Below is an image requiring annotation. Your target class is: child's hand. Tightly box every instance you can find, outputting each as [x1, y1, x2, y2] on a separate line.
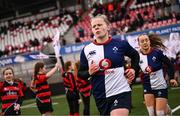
[170, 79, 178, 87]
[55, 63, 61, 68]
[14, 103, 20, 111]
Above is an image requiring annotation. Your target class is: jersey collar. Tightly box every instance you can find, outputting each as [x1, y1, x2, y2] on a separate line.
[93, 37, 112, 45]
[140, 48, 153, 55]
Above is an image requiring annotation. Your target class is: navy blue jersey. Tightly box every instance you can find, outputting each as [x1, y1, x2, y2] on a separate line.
[139, 48, 174, 90]
[78, 37, 140, 99]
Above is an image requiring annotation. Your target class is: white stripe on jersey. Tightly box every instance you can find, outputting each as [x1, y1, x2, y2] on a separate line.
[139, 53, 148, 72]
[84, 43, 131, 98]
[150, 69, 167, 90]
[84, 43, 104, 67]
[105, 67, 131, 97]
[139, 53, 167, 90]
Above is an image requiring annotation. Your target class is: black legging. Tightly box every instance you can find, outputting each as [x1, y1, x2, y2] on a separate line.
[66, 91, 79, 115]
[81, 94, 90, 116]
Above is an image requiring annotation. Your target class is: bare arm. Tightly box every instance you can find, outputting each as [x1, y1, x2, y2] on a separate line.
[46, 63, 60, 78]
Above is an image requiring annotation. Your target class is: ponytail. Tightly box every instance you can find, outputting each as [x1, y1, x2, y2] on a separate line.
[148, 33, 167, 50]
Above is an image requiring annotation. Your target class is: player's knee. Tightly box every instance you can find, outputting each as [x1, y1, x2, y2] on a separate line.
[147, 106, 155, 116]
[156, 110, 164, 116]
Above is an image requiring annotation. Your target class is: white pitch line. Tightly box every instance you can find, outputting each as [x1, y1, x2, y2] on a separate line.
[21, 102, 58, 109]
[171, 87, 180, 90]
[21, 103, 36, 109]
[172, 105, 180, 113]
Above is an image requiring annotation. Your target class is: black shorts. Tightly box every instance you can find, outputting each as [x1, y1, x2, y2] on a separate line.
[95, 91, 131, 115]
[3, 104, 21, 115]
[144, 88, 168, 99]
[36, 98, 53, 114]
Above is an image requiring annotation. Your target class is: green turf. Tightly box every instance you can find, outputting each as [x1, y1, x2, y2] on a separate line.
[3, 85, 180, 115]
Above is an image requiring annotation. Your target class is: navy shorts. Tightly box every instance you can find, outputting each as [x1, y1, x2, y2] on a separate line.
[95, 91, 131, 115]
[36, 98, 53, 114]
[144, 88, 168, 98]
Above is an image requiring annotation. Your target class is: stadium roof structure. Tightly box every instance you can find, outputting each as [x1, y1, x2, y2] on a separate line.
[0, 0, 57, 21]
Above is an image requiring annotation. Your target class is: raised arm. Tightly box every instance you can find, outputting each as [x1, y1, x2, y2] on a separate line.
[46, 63, 60, 78]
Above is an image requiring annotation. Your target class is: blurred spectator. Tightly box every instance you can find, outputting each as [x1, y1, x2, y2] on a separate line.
[78, 27, 85, 38]
[75, 37, 81, 43]
[175, 51, 180, 81]
[71, 11, 79, 25]
[108, 3, 114, 12]
[34, 38, 40, 46]
[109, 28, 119, 36]
[171, 0, 180, 15]
[92, 1, 104, 16]
[137, 13, 144, 27]
[60, 36, 67, 46]
[0, 50, 3, 57]
[176, 52, 180, 66]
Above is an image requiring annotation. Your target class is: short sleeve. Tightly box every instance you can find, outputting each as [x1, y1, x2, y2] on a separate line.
[18, 83, 24, 97]
[37, 74, 47, 83]
[0, 82, 3, 93]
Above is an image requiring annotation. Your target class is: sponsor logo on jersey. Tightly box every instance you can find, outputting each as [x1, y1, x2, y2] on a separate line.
[139, 60, 143, 64]
[99, 58, 112, 70]
[89, 50, 96, 56]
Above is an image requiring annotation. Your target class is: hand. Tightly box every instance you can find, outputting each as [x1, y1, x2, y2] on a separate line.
[62, 72, 67, 77]
[127, 78, 133, 84]
[55, 63, 61, 68]
[88, 60, 99, 75]
[145, 66, 152, 74]
[14, 104, 20, 111]
[125, 69, 135, 84]
[170, 79, 178, 87]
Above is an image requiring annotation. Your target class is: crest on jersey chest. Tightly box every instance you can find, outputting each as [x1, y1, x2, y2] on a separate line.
[112, 46, 118, 53]
[152, 56, 156, 62]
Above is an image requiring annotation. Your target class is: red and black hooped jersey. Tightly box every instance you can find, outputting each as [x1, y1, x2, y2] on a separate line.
[62, 72, 78, 92]
[14, 79, 27, 93]
[34, 74, 51, 103]
[0, 81, 24, 114]
[77, 78, 91, 97]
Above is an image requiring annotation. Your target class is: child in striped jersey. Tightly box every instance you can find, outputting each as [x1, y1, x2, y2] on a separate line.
[0, 67, 25, 116]
[74, 61, 92, 116]
[62, 61, 80, 116]
[31, 62, 60, 116]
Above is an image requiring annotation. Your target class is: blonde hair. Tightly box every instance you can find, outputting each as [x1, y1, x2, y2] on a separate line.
[91, 14, 110, 25]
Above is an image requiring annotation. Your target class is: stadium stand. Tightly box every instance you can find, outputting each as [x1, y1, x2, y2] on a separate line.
[0, 13, 73, 57]
[0, 0, 179, 95]
[73, 0, 180, 42]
